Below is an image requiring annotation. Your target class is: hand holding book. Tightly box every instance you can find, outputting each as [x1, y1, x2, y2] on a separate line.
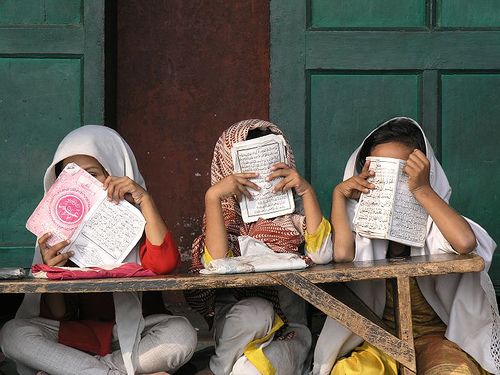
[38, 233, 73, 267]
[353, 156, 429, 248]
[404, 149, 432, 195]
[267, 162, 313, 197]
[207, 172, 260, 202]
[231, 134, 295, 223]
[27, 163, 146, 267]
[334, 160, 375, 201]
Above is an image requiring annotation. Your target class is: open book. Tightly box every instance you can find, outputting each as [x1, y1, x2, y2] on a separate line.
[26, 163, 146, 267]
[231, 134, 295, 223]
[353, 156, 428, 247]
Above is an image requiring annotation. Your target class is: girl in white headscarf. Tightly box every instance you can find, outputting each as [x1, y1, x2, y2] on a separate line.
[1, 125, 197, 375]
[313, 117, 498, 374]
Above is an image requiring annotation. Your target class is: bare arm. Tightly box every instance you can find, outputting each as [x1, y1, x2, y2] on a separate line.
[331, 189, 355, 262]
[406, 150, 476, 253]
[104, 176, 167, 245]
[38, 233, 74, 319]
[204, 173, 259, 259]
[331, 162, 375, 262]
[138, 194, 167, 245]
[269, 162, 322, 233]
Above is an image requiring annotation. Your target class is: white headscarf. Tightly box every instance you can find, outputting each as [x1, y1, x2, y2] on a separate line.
[313, 117, 499, 374]
[17, 125, 145, 375]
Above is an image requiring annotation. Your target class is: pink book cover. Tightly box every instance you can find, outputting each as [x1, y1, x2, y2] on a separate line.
[26, 163, 106, 246]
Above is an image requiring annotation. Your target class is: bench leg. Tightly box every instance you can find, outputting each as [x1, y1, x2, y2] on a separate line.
[272, 273, 416, 372]
[393, 276, 416, 375]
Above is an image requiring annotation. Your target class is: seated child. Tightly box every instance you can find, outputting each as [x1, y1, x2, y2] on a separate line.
[1, 125, 197, 375]
[186, 119, 332, 375]
[313, 117, 498, 374]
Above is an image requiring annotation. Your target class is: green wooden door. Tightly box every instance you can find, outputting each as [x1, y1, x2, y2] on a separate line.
[0, 0, 104, 267]
[271, 1, 500, 290]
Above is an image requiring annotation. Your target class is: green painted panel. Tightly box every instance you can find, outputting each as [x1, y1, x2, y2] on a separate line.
[437, 0, 500, 28]
[306, 31, 500, 70]
[309, 73, 420, 216]
[0, 58, 81, 262]
[0, 247, 34, 268]
[0, 0, 81, 25]
[270, 0, 307, 174]
[441, 73, 500, 248]
[310, 0, 426, 28]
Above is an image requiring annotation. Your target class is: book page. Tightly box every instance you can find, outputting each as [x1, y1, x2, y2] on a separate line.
[231, 134, 295, 223]
[26, 163, 107, 246]
[353, 157, 400, 237]
[27, 163, 146, 267]
[388, 164, 428, 247]
[64, 198, 145, 267]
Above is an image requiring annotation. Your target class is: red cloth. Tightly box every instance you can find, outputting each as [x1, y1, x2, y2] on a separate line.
[139, 231, 180, 275]
[58, 320, 114, 356]
[32, 232, 180, 279]
[32, 262, 156, 279]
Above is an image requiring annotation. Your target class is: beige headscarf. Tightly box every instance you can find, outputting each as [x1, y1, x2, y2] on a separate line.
[313, 117, 499, 374]
[17, 125, 145, 375]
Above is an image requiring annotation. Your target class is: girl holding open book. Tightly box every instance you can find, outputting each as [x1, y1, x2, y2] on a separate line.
[186, 119, 333, 374]
[1, 125, 196, 375]
[313, 117, 498, 374]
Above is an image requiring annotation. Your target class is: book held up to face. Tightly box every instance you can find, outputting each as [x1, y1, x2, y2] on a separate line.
[353, 156, 429, 248]
[26, 163, 145, 267]
[231, 134, 295, 223]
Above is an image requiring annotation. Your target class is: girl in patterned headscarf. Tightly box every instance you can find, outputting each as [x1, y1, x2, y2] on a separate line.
[188, 119, 332, 375]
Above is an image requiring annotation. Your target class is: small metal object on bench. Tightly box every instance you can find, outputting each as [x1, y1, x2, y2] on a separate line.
[0, 268, 26, 279]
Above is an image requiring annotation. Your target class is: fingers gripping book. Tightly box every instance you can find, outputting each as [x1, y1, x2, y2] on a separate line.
[353, 156, 428, 248]
[231, 134, 295, 223]
[26, 163, 146, 267]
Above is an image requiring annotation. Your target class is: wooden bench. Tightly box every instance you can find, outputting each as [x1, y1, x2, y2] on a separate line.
[0, 253, 484, 374]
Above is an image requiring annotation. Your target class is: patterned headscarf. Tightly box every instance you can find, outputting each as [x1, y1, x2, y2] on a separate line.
[186, 119, 306, 325]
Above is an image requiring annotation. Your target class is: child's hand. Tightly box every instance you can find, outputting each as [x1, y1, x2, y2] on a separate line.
[267, 162, 311, 196]
[404, 149, 431, 194]
[38, 233, 74, 267]
[206, 173, 260, 201]
[103, 176, 149, 205]
[334, 160, 375, 200]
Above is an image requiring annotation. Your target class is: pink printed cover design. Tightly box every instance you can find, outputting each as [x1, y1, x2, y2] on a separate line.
[26, 163, 106, 246]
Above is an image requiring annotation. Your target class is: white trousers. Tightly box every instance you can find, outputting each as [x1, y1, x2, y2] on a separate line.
[209, 296, 312, 375]
[1, 314, 197, 375]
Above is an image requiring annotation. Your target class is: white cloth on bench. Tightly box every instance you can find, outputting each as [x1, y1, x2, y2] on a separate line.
[201, 236, 308, 274]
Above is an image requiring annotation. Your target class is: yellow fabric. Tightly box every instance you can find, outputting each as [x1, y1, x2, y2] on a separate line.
[243, 314, 284, 375]
[383, 277, 446, 339]
[304, 217, 331, 253]
[331, 342, 397, 375]
[202, 246, 233, 265]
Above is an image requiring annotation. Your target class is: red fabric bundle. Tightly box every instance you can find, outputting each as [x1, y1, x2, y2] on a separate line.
[59, 320, 114, 356]
[32, 262, 156, 280]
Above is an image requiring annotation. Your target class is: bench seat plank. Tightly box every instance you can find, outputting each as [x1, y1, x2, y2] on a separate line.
[0, 254, 483, 294]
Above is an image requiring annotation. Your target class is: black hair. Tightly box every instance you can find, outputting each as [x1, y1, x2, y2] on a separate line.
[356, 118, 426, 172]
[55, 161, 63, 177]
[246, 127, 274, 140]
